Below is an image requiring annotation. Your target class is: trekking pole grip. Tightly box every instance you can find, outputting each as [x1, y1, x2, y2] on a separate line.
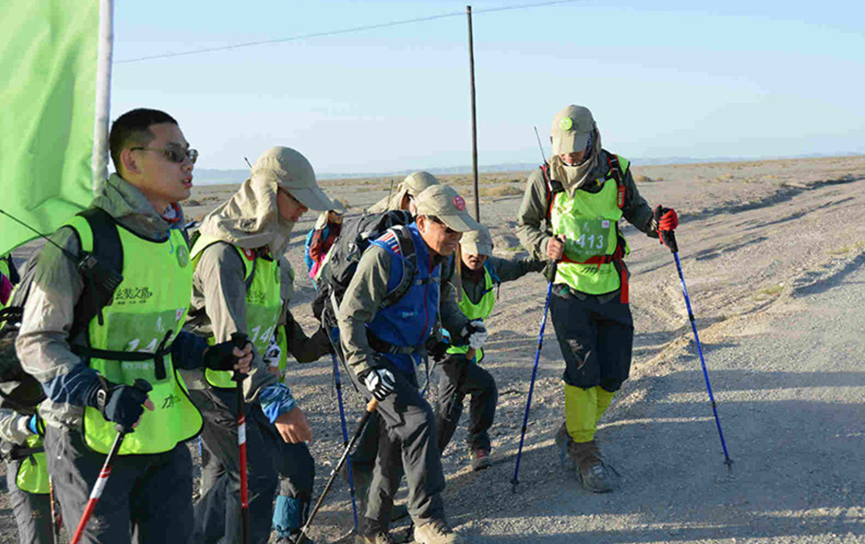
[113, 378, 153, 434]
[366, 398, 379, 413]
[653, 206, 679, 254]
[230, 332, 249, 382]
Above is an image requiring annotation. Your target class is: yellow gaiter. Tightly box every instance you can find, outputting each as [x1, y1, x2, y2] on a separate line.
[565, 385, 616, 442]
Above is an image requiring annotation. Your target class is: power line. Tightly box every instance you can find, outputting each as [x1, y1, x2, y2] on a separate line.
[115, 0, 587, 64]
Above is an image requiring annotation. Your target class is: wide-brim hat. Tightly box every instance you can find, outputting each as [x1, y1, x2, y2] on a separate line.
[252, 146, 335, 211]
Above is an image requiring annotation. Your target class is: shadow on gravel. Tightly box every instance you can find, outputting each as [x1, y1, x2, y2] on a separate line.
[793, 251, 865, 297]
[437, 363, 865, 542]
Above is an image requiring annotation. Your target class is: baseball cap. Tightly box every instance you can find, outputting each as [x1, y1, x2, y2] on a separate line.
[551, 105, 596, 155]
[402, 171, 440, 197]
[461, 225, 493, 256]
[252, 146, 335, 211]
[414, 185, 481, 233]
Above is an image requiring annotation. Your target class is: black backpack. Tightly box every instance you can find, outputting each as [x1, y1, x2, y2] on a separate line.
[0, 208, 124, 414]
[312, 210, 419, 328]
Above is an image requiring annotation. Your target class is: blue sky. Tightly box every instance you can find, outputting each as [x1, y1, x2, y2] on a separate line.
[111, 0, 865, 174]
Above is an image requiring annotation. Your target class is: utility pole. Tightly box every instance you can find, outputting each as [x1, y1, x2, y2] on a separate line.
[466, 5, 480, 221]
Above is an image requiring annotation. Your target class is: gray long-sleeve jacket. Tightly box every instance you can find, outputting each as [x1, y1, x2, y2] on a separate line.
[0, 409, 32, 447]
[337, 244, 470, 377]
[180, 244, 329, 402]
[516, 150, 655, 262]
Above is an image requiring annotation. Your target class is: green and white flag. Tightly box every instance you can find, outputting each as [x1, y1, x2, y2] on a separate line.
[0, 0, 113, 257]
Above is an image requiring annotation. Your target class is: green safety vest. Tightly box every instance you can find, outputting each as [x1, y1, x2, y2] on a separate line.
[15, 434, 48, 494]
[550, 157, 630, 295]
[190, 235, 282, 389]
[68, 216, 203, 455]
[447, 265, 496, 363]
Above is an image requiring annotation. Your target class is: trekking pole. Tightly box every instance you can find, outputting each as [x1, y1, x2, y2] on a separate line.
[70, 379, 152, 544]
[330, 350, 359, 529]
[655, 209, 733, 469]
[230, 332, 251, 544]
[49, 477, 61, 544]
[296, 397, 380, 544]
[511, 261, 557, 493]
[511, 128, 558, 493]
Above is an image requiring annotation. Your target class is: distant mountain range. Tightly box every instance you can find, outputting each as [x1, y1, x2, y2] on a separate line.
[191, 152, 863, 185]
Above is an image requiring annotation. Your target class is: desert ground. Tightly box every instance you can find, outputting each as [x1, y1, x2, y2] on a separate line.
[2, 155, 864, 543]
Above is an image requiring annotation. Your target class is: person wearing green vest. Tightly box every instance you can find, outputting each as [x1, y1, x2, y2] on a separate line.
[516, 104, 679, 493]
[1, 409, 51, 544]
[182, 146, 334, 544]
[15, 109, 252, 544]
[436, 225, 544, 471]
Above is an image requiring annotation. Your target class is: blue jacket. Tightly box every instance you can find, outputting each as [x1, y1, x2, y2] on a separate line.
[367, 223, 440, 374]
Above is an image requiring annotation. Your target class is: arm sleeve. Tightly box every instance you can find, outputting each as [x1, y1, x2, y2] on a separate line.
[308, 228, 327, 262]
[489, 255, 544, 283]
[283, 311, 331, 364]
[16, 227, 100, 406]
[336, 245, 392, 377]
[194, 245, 278, 402]
[516, 169, 555, 260]
[619, 166, 654, 233]
[170, 331, 209, 370]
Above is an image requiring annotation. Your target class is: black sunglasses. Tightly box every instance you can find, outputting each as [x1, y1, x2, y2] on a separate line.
[131, 146, 198, 164]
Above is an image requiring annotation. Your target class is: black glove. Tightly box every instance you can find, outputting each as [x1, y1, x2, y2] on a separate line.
[427, 340, 449, 363]
[203, 339, 248, 371]
[87, 377, 152, 430]
[359, 367, 396, 402]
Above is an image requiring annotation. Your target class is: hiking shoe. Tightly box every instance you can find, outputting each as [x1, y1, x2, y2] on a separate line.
[413, 519, 463, 544]
[569, 440, 616, 494]
[354, 532, 397, 544]
[468, 448, 492, 471]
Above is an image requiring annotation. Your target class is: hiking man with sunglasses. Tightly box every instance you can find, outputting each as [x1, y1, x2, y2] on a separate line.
[16, 108, 252, 544]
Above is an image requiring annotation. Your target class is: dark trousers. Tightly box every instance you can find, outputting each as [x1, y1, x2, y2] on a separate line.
[5, 459, 53, 544]
[190, 387, 314, 544]
[434, 353, 498, 452]
[44, 426, 193, 544]
[348, 360, 446, 535]
[550, 292, 634, 392]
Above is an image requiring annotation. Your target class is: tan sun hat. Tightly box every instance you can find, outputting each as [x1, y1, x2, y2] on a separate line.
[461, 225, 493, 256]
[551, 105, 596, 155]
[252, 146, 334, 211]
[402, 171, 440, 197]
[414, 185, 481, 233]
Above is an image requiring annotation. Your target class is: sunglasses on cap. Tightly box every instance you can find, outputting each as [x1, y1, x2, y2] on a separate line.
[131, 145, 198, 164]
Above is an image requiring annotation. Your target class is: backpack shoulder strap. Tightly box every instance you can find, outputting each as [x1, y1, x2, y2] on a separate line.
[69, 208, 124, 339]
[381, 225, 418, 308]
[540, 164, 564, 221]
[605, 152, 627, 210]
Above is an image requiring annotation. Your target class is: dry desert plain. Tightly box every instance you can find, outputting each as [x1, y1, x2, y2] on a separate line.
[2, 155, 865, 543]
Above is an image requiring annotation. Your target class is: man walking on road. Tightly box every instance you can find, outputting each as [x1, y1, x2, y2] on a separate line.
[16, 108, 251, 543]
[517, 104, 678, 493]
[339, 185, 485, 544]
[183, 146, 334, 544]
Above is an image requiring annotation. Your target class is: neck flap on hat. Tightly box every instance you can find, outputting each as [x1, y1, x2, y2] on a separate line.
[198, 172, 296, 257]
[549, 127, 602, 197]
